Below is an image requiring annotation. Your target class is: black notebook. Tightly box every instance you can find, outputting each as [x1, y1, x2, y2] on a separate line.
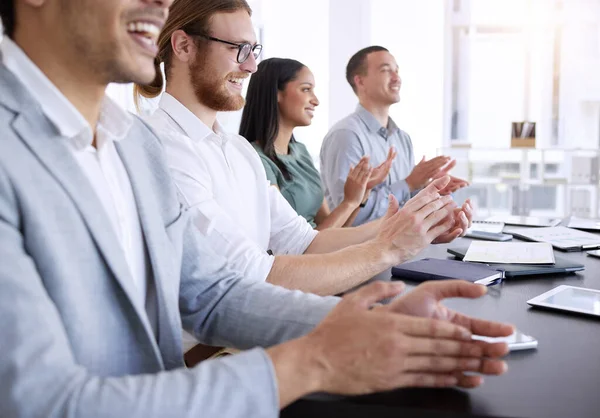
[447, 245, 584, 277]
[391, 258, 503, 286]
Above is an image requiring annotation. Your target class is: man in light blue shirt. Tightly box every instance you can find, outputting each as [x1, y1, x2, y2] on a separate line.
[321, 46, 469, 225]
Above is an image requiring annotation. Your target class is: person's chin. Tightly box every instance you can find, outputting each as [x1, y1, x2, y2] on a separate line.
[120, 55, 158, 85]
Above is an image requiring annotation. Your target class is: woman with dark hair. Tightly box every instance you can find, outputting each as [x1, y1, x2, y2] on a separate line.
[240, 58, 394, 229]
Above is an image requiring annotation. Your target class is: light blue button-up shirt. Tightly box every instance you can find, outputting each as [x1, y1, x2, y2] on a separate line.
[320, 104, 417, 225]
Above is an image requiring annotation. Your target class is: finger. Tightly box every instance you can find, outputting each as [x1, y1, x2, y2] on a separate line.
[462, 202, 474, 225]
[418, 195, 454, 223]
[357, 156, 370, 168]
[464, 358, 508, 376]
[383, 194, 400, 220]
[420, 280, 488, 301]
[441, 159, 457, 172]
[471, 340, 511, 358]
[423, 156, 451, 171]
[403, 355, 484, 374]
[404, 356, 509, 376]
[454, 210, 468, 232]
[403, 187, 447, 213]
[397, 316, 472, 341]
[432, 227, 462, 243]
[426, 176, 451, 193]
[450, 312, 515, 338]
[344, 281, 406, 310]
[427, 214, 456, 240]
[362, 167, 373, 183]
[406, 337, 485, 357]
[396, 373, 458, 388]
[455, 373, 484, 388]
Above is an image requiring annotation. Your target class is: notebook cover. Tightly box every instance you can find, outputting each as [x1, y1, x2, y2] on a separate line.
[391, 258, 503, 283]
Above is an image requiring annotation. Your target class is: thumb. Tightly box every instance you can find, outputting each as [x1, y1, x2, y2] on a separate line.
[427, 175, 451, 192]
[345, 281, 406, 310]
[384, 194, 400, 220]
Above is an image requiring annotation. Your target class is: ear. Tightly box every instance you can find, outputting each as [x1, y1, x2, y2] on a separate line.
[171, 30, 196, 63]
[353, 74, 364, 91]
[277, 89, 282, 104]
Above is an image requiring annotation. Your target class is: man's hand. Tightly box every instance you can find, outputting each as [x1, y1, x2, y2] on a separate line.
[432, 199, 473, 244]
[366, 147, 397, 190]
[381, 280, 514, 388]
[343, 156, 373, 207]
[438, 175, 469, 196]
[405, 155, 451, 191]
[293, 281, 512, 396]
[375, 176, 457, 265]
[430, 159, 469, 195]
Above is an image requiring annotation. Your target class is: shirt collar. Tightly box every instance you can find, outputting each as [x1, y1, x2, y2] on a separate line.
[355, 103, 400, 138]
[158, 92, 227, 144]
[0, 37, 132, 150]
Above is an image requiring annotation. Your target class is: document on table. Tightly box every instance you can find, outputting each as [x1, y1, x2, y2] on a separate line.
[506, 226, 600, 251]
[464, 241, 555, 264]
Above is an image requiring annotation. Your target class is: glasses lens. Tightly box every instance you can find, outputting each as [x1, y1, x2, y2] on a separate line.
[252, 44, 263, 60]
[238, 44, 252, 63]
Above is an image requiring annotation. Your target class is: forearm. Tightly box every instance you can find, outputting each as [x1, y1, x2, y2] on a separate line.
[316, 200, 358, 231]
[344, 205, 361, 227]
[267, 240, 393, 296]
[305, 218, 382, 254]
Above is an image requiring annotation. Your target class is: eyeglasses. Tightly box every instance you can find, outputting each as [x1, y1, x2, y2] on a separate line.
[188, 32, 263, 64]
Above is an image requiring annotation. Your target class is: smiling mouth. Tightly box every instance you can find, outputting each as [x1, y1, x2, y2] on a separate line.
[127, 21, 161, 47]
[305, 108, 315, 116]
[228, 76, 247, 88]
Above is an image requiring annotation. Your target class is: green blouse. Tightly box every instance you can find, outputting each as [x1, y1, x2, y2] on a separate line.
[253, 142, 324, 228]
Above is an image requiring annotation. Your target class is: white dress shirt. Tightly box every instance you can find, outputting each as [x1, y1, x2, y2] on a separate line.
[0, 38, 157, 335]
[146, 93, 318, 281]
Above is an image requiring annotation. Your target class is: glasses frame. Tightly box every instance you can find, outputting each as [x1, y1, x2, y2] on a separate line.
[188, 32, 263, 64]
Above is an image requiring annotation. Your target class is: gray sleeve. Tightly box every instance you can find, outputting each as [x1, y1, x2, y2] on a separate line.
[320, 128, 364, 208]
[178, 210, 339, 349]
[321, 129, 411, 225]
[0, 164, 337, 418]
[383, 131, 417, 208]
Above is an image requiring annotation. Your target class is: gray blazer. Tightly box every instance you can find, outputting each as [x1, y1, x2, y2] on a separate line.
[0, 64, 338, 418]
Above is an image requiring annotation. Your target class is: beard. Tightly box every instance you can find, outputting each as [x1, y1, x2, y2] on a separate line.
[189, 51, 246, 112]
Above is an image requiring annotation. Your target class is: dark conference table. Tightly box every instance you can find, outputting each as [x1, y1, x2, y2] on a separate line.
[282, 236, 600, 418]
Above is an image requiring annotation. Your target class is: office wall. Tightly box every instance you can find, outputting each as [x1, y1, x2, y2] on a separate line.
[256, 0, 446, 161]
[370, 0, 446, 160]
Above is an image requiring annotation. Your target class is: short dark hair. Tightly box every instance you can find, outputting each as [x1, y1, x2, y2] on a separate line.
[0, 0, 15, 38]
[239, 58, 306, 181]
[346, 45, 389, 94]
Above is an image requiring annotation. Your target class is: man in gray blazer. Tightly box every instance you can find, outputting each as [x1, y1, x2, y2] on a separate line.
[0, 0, 513, 416]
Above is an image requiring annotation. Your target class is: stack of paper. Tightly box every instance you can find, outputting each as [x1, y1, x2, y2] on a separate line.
[464, 241, 555, 265]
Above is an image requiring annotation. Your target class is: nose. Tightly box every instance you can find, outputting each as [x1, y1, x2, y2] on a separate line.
[144, 0, 173, 8]
[240, 52, 258, 74]
[311, 94, 320, 107]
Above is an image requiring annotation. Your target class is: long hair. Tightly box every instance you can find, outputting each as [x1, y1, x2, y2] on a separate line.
[133, 0, 251, 109]
[239, 58, 306, 181]
[0, 0, 15, 37]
